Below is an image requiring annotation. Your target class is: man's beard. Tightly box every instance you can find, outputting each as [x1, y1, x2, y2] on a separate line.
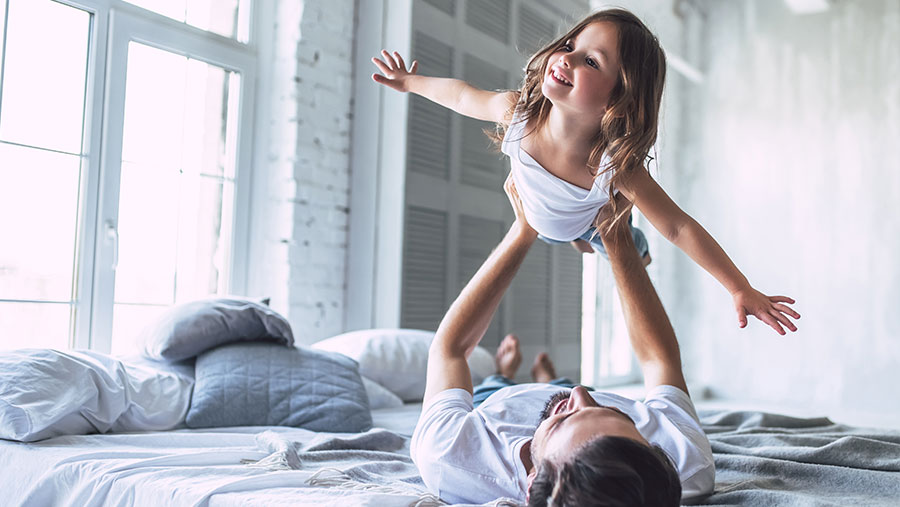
[538, 390, 571, 424]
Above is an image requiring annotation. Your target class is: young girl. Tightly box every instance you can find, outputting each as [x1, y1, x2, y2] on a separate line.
[372, 8, 800, 335]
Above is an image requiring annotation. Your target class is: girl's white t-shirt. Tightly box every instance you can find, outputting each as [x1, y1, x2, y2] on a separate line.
[410, 383, 715, 505]
[501, 108, 614, 241]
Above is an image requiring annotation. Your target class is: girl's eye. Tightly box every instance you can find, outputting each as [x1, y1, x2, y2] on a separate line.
[586, 57, 598, 69]
[563, 43, 573, 52]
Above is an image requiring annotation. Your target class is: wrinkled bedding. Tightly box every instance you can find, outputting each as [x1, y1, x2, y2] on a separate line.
[2, 402, 899, 506]
[695, 410, 900, 506]
[0, 406, 440, 507]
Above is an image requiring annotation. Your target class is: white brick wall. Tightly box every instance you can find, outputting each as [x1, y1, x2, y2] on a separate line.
[249, 0, 356, 345]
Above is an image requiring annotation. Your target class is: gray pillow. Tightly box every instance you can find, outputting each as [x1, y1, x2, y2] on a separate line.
[141, 297, 293, 362]
[185, 343, 372, 432]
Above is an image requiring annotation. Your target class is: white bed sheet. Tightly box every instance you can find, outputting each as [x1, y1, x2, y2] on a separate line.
[0, 404, 431, 507]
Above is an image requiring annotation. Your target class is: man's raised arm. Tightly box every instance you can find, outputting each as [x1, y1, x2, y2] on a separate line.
[600, 204, 689, 395]
[423, 178, 537, 404]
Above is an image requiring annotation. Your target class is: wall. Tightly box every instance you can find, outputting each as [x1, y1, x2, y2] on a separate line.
[671, 0, 900, 427]
[248, 0, 356, 345]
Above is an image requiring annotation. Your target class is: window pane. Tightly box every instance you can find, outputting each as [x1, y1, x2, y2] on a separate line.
[121, 43, 237, 178]
[0, 0, 90, 154]
[174, 176, 233, 300]
[0, 302, 71, 350]
[183, 58, 235, 179]
[113, 43, 239, 349]
[605, 286, 634, 377]
[124, 0, 250, 42]
[120, 43, 187, 170]
[114, 161, 179, 305]
[0, 0, 7, 86]
[0, 144, 81, 301]
[110, 303, 167, 356]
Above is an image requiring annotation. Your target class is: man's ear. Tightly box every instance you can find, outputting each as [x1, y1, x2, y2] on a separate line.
[525, 467, 537, 502]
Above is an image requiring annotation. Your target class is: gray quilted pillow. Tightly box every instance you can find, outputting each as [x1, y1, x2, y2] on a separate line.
[185, 343, 372, 432]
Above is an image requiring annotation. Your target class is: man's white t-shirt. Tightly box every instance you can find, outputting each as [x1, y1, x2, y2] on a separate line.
[410, 384, 715, 505]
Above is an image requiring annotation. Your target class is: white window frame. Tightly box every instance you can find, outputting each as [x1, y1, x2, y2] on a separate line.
[23, 0, 257, 352]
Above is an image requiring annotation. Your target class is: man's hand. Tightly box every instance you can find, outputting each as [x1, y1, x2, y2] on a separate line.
[504, 174, 537, 239]
[594, 194, 634, 248]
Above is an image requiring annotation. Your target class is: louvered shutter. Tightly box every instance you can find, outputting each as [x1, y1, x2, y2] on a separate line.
[552, 246, 583, 381]
[458, 215, 506, 349]
[460, 54, 508, 191]
[396, 0, 588, 382]
[517, 4, 559, 57]
[401, 206, 448, 330]
[465, 0, 511, 44]
[422, 0, 455, 17]
[408, 32, 453, 180]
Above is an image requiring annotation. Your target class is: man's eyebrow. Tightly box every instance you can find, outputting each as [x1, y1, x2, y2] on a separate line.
[549, 411, 577, 436]
[605, 406, 635, 424]
[551, 407, 634, 438]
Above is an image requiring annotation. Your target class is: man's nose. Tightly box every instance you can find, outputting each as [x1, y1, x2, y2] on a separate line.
[570, 386, 594, 407]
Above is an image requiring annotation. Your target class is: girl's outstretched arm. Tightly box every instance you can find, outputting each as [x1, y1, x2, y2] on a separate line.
[619, 169, 801, 335]
[371, 49, 518, 123]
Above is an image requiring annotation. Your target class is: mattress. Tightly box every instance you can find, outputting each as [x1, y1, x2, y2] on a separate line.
[0, 404, 432, 507]
[3, 404, 899, 506]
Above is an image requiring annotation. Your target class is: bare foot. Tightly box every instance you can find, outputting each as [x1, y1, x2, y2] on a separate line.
[531, 352, 558, 383]
[495, 334, 522, 379]
[570, 239, 594, 254]
[642, 253, 652, 267]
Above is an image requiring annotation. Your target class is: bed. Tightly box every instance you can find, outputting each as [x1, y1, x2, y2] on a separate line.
[2, 300, 898, 506]
[2, 402, 899, 506]
[0, 404, 434, 507]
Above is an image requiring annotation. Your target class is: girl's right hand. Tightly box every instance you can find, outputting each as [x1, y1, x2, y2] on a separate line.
[371, 50, 419, 93]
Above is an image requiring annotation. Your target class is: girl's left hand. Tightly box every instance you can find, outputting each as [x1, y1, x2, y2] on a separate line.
[732, 288, 800, 335]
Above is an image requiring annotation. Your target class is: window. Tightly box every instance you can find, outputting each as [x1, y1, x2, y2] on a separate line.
[0, 0, 255, 354]
[110, 42, 241, 354]
[581, 213, 651, 387]
[124, 0, 251, 42]
[0, 0, 91, 350]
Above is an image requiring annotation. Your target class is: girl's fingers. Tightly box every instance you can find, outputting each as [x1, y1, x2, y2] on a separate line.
[770, 310, 797, 332]
[772, 303, 800, 319]
[410, 60, 419, 74]
[381, 50, 396, 70]
[394, 51, 406, 70]
[371, 57, 391, 75]
[737, 307, 748, 328]
[760, 313, 785, 335]
[769, 296, 795, 304]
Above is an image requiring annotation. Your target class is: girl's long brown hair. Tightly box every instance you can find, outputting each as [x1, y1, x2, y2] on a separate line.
[488, 8, 666, 233]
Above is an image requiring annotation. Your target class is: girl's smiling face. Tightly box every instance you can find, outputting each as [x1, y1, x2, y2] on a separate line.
[541, 21, 622, 114]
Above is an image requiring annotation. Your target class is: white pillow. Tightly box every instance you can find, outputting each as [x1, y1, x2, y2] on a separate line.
[362, 377, 404, 410]
[311, 329, 496, 401]
[0, 349, 192, 442]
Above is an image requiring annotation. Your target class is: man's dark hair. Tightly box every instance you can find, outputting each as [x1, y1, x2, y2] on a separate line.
[527, 436, 681, 507]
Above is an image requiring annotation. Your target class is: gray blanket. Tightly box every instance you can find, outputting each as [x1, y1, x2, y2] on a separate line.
[259, 410, 900, 506]
[695, 410, 900, 506]
[234, 410, 900, 506]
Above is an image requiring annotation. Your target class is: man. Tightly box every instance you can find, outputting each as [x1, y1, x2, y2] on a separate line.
[410, 178, 716, 506]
